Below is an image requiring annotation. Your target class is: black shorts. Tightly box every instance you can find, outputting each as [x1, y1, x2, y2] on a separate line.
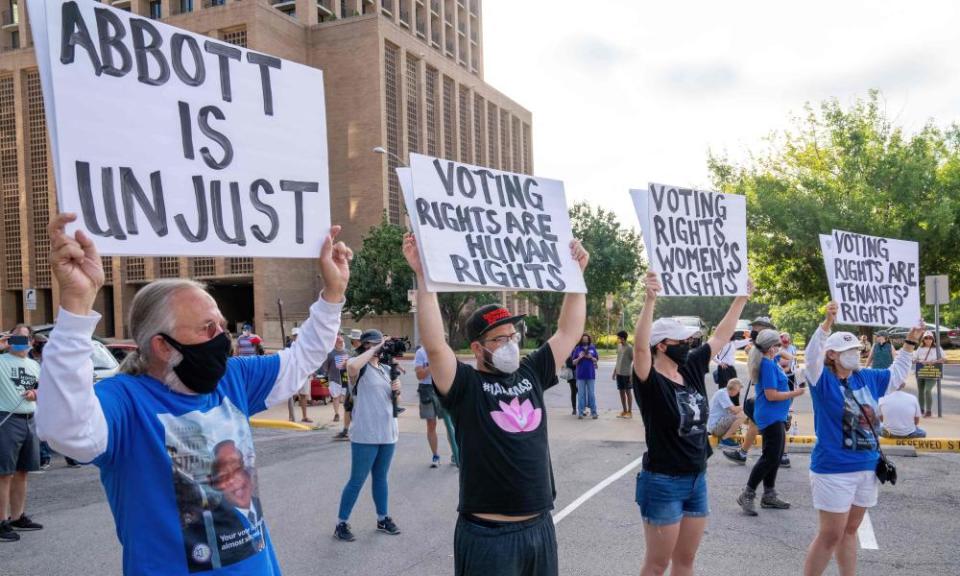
[743, 398, 755, 423]
[616, 375, 632, 391]
[0, 413, 40, 475]
[455, 512, 557, 576]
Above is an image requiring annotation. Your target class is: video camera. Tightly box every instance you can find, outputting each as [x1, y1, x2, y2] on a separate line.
[377, 337, 410, 417]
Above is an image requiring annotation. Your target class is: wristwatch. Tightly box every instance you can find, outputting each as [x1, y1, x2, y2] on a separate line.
[904, 339, 918, 348]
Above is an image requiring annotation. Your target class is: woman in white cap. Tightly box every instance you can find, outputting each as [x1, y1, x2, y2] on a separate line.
[802, 302, 922, 576]
[737, 329, 805, 515]
[913, 331, 945, 418]
[632, 271, 752, 576]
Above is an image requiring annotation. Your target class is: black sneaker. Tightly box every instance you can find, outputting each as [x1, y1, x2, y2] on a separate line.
[377, 516, 401, 535]
[0, 521, 20, 542]
[761, 492, 792, 509]
[723, 448, 748, 465]
[780, 455, 792, 468]
[9, 515, 42, 531]
[333, 522, 355, 542]
[334, 430, 349, 441]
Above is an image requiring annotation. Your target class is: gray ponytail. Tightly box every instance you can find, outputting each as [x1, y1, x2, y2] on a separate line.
[120, 279, 206, 375]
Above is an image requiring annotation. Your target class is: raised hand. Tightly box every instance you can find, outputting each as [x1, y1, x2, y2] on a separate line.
[643, 271, 661, 301]
[824, 301, 838, 330]
[905, 322, 926, 348]
[319, 225, 352, 302]
[570, 239, 590, 272]
[402, 233, 424, 276]
[48, 213, 104, 316]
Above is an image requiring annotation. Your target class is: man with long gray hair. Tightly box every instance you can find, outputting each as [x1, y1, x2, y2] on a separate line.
[36, 213, 352, 576]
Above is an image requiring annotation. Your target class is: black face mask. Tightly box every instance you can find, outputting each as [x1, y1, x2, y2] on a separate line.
[750, 329, 760, 342]
[160, 332, 231, 394]
[664, 342, 690, 365]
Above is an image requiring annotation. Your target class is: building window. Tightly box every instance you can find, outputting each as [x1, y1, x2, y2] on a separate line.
[178, 0, 193, 14]
[405, 55, 421, 155]
[228, 257, 253, 275]
[381, 0, 393, 15]
[149, 1, 161, 19]
[158, 257, 180, 278]
[473, 94, 485, 166]
[204, 0, 226, 7]
[425, 67, 439, 156]
[512, 116, 522, 174]
[442, 76, 455, 160]
[458, 85, 471, 163]
[191, 257, 216, 278]
[102, 256, 114, 284]
[221, 26, 247, 48]
[26, 72, 51, 288]
[486, 102, 498, 170]
[0, 75, 21, 290]
[522, 122, 531, 174]
[10, 31, 18, 50]
[125, 257, 146, 283]
[500, 111, 509, 171]
[384, 42, 402, 224]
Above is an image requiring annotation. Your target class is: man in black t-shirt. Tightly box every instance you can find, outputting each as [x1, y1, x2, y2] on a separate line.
[403, 233, 590, 576]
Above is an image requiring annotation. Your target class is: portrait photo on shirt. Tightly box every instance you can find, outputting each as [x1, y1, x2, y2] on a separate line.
[841, 386, 880, 451]
[158, 398, 266, 573]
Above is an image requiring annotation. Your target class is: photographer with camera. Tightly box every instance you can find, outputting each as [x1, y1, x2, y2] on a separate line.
[333, 329, 402, 542]
[801, 302, 921, 576]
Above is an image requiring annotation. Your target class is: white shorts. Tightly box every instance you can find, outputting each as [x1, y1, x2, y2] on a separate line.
[809, 470, 879, 513]
[328, 381, 344, 398]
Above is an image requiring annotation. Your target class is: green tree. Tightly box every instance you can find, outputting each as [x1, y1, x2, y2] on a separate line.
[439, 291, 499, 348]
[524, 202, 644, 335]
[709, 91, 960, 309]
[769, 299, 823, 346]
[344, 219, 413, 320]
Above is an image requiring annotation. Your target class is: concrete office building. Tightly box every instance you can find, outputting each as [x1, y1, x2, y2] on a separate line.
[0, 0, 533, 343]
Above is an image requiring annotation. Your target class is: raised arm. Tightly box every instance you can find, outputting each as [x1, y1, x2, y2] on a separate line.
[547, 240, 590, 370]
[36, 213, 108, 463]
[266, 226, 351, 407]
[706, 280, 752, 356]
[888, 324, 923, 390]
[346, 342, 381, 382]
[632, 271, 660, 382]
[804, 301, 837, 386]
[403, 234, 457, 395]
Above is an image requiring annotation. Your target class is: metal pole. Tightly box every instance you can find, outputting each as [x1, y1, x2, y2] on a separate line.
[278, 298, 294, 422]
[934, 283, 943, 418]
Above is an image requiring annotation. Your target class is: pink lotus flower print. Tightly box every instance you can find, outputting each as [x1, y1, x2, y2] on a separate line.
[490, 398, 542, 433]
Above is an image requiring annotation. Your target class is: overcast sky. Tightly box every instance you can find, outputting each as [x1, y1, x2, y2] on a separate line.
[482, 0, 960, 230]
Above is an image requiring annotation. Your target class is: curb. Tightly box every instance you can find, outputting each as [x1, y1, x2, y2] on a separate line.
[249, 418, 316, 431]
[711, 434, 960, 453]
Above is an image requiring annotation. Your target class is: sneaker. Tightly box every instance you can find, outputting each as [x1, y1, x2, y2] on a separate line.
[719, 438, 739, 448]
[591, 413, 599, 420]
[570, 409, 577, 416]
[334, 430, 349, 441]
[737, 490, 758, 516]
[333, 522, 355, 542]
[616, 411, 627, 419]
[624, 411, 633, 419]
[780, 455, 792, 468]
[761, 492, 792, 510]
[39, 462, 51, 471]
[577, 413, 584, 420]
[430, 454, 440, 469]
[722, 448, 747, 465]
[377, 516, 401, 535]
[0, 520, 20, 542]
[9, 515, 42, 531]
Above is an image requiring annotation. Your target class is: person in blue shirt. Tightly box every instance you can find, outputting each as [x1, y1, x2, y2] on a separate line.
[737, 329, 805, 515]
[571, 334, 599, 419]
[801, 302, 921, 576]
[36, 213, 353, 576]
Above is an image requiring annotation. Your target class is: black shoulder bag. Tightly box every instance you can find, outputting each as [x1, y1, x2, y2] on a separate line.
[843, 380, 897, 485]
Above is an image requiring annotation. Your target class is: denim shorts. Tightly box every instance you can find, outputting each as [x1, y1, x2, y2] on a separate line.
[635, 470, 709, 526]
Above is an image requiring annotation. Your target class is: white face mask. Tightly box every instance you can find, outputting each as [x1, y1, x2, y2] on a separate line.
[485, 341, 521, 374]
[838, 349, 861, 371]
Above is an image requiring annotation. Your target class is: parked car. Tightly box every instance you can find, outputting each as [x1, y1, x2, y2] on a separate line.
[669, 316, 708, 346]
[884, 323, 958, 349]
[106, 342, 138, 364]
[30, 324, 120, 381]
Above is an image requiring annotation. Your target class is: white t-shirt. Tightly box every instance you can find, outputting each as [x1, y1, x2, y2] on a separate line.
[879, 390, 920, 436]
[706, 387, 735, 430]
[714, 339, 749, 366]
[914, 346, 945, 364]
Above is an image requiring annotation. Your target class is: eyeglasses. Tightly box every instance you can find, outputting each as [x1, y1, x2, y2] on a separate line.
[483, 332, 521, 346]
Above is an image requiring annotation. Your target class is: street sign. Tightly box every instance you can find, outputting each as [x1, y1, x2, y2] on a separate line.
[925, 275, 950, 306]
[25, 289, 36, 311]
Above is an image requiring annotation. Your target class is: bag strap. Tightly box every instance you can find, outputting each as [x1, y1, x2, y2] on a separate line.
[840, 378, 886, 457]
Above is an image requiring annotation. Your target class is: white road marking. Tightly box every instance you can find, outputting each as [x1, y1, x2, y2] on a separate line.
[858, 511, 879, 550]
[553, 456, 643, 525]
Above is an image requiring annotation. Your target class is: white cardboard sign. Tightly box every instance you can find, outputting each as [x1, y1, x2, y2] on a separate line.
[401, 154, 586, 293]
[28, 0, 330, 257]
[631, 183, 748, 297]
[820, 230, 921, 328]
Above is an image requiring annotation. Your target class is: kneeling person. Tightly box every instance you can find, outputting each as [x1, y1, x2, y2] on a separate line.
[707, 378, 746, 448]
